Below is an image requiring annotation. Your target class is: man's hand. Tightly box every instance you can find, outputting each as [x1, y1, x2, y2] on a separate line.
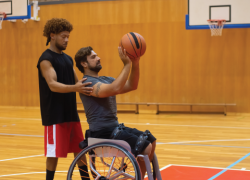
[75, 78, 93, 96]
[118, 47, 132, 65]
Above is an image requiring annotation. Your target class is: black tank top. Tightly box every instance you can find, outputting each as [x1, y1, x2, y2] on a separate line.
[37, 49, 80, 126]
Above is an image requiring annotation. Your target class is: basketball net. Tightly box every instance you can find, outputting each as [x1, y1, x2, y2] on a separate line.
[0, 12, 6, 30]
[207, 19, 226, 36]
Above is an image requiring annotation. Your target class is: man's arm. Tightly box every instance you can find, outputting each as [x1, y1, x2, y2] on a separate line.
[40, 60, 93, 94]
[89, 47, 132, 98]
[73, 68, 78, 83]
[119, 58, 140, 94]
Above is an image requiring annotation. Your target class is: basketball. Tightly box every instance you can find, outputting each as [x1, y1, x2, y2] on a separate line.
[119, 32, 146, 60]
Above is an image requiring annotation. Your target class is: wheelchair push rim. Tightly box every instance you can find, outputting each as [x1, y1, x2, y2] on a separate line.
[67, 142, 142, 180]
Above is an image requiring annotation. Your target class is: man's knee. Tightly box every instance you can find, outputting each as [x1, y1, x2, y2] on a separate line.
[142, 143, 152, 156]
[46, 157, 58, 171]
[137, 143, 152, 161]
[47, 157, 58, 163]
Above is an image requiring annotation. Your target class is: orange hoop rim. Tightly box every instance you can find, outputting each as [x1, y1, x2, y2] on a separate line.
[0, 12, 7, 19]
[208, 19, 226, 26]
[208, 19, 226, 23]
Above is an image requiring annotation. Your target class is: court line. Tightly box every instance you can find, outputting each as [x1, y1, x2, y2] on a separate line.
[1, 163, 249, 178]
[0, 171, 68, 178]
[208, 152, 250, 180]
[1, 117, 250, 130]
[0, 133, 43, 137]
[159, 164, 172, 171]
[0, 117, 41, 120]
[0, 154, 44, 162]
[0, 170, 110, 178]
[169, 139, 250, 144]
[2, 132, 250, 148]
[167, 143, 250, 149]
[168, 164, 250, 171]
[125, 123, 250, 130]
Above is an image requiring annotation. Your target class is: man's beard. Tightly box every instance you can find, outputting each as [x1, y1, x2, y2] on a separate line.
[89, 64, 102, 73]
[55, 41, 66, 51]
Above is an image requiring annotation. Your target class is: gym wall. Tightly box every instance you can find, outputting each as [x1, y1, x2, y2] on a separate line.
[0, 0, 249, 113]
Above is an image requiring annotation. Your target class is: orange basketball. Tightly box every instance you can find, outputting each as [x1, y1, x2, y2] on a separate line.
[119, 32, 146, 60]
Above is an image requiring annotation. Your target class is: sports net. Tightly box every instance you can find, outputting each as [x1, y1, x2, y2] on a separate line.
[207, 19, 226, 36]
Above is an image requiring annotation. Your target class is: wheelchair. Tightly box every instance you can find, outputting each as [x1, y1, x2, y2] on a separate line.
[67, 138, 162, 180]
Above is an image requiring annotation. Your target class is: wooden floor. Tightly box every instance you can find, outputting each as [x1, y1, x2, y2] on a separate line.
[0, 106, 250, 179]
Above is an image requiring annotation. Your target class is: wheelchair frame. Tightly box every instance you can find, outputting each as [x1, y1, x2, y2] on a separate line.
[67, 138, 162, 180]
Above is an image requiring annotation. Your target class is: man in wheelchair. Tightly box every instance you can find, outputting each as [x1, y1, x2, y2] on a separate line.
[74, 46, 157, 178]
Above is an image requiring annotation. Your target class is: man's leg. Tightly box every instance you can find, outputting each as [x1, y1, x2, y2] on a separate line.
[148, 140, 156, 161]
[137, 143, 152, 178]
[45, 124, 59, 180]
[46, 157, 58, 180]
[121, 127, 157, 178]
[74, 152, 90, 180]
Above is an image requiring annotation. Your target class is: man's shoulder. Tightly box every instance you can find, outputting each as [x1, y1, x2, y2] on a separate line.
[39, 49, 53, 61]
[83, 75, 100, 87]
[100, 76, 115, 82]
[82, 75, 115, 86]
[37, 49, 54, 68]
[63, 53, 73, 60]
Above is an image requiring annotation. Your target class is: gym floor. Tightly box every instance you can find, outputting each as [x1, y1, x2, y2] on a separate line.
[0, 106, 250, 180]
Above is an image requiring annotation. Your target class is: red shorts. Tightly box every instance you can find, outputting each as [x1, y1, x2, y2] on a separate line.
[44, 122, 84, 158]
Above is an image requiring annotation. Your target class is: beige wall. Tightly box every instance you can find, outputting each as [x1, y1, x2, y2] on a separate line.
[0, 0, 249, 112]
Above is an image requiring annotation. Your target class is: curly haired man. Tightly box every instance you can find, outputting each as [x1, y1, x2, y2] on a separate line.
[37, 18, 91, 180]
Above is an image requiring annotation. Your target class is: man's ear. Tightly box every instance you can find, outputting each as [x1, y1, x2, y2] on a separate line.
[50, 33, 55, 40]
[81, 61, 88, 68]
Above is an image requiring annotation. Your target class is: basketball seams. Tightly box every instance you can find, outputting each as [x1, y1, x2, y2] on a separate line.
[137, 34, 142, 56]
[120, 40, 125, 52]
[127, 34, 138, 58]
[120, 32, 146, 59]
[121, 40, 136, 59]
[129, 32, 140, 49]
[126, 51, 136, 59]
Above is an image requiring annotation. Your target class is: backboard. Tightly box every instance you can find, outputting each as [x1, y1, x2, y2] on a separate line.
[186, 0, 250, 29]
[0, 0, 31, 20]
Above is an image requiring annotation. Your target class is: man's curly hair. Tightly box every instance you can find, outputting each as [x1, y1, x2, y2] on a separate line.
[43, 18, 73, 45]
[75, 46, 93, 73]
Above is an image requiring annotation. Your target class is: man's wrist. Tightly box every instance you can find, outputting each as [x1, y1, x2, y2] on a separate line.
[132, 60, 139, 65]
[124, 61, 132, 66]
[70, 84, 77, 92]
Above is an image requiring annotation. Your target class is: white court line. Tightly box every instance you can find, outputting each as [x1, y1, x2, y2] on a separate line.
[1, 117, 250, 130]
[0, 133, 43, 137]
[0, 154, 43, 162]
[125, 123, 250, 130]
[168, 164, 250, 171]
[0, 171, 68, 178]
[1, 132, 250, 145]
[165, 139, 250, 144]
[1, 164, 249, 178]
[0, 117, 41, 121]
[160, 164, 172, 171]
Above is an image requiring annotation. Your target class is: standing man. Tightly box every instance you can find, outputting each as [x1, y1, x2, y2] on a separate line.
[74, 46, 157, 178]
[37, 18, 91, 180]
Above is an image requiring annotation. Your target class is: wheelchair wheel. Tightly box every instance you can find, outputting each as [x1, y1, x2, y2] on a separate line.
[67, 142, 142, 180]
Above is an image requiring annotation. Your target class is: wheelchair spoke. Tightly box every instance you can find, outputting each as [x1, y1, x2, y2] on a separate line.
[120, 158, 125, 168]
[109, 170, 136, 180]
[106, 156, 116, 178]
[67, 143, 141, 180]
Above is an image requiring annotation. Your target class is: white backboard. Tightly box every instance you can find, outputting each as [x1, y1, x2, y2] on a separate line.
[186, 0, 250, 29]
[0, 0, 31, 20]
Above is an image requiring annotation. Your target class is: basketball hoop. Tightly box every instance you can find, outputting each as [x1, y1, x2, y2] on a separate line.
[207, 19, 226, 36]
[0, 12, 6, 30]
